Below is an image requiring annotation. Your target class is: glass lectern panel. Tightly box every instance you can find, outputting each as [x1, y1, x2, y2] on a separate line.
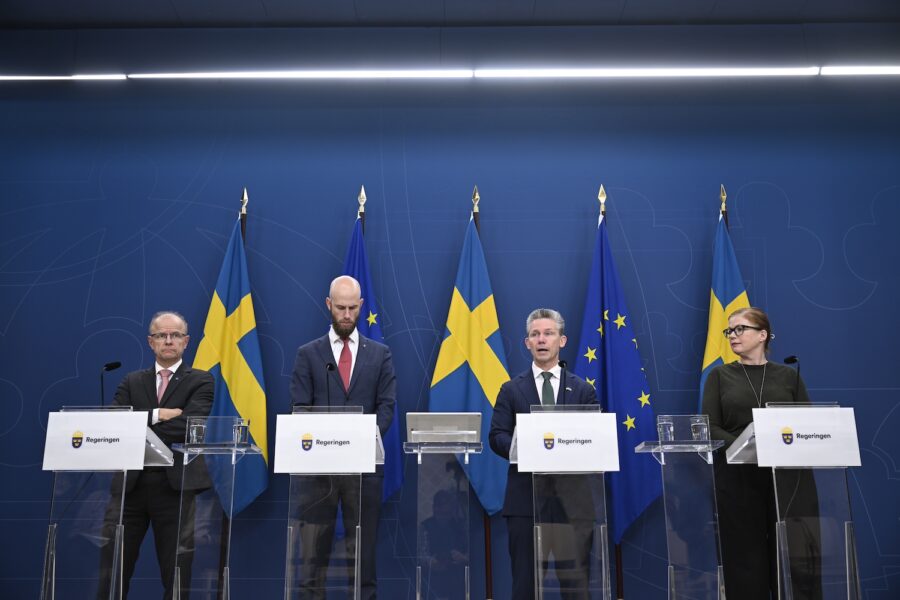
[774, 467, 859, 600]
[533, 473, 608, 600]
[172, 416, 263, 600]
[530, 404, 609, 600]
[636, 415, 725, 600]
[416, 454, 471, 600]
[42, 406, 134, 600]
[284, 405, 365, 600]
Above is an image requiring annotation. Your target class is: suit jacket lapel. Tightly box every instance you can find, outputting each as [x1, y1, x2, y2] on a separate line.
[515, 372, 541, 412]
[347, 336, 368, 397]
[143, 369, 158, 408]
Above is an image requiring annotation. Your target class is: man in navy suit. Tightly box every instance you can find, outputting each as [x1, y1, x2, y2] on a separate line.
[489, 308, 599, 600]
[100, 311, 214, 599]
[290, 275, 396, 600]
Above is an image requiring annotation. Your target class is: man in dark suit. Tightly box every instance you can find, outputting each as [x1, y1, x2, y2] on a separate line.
[489, 308, 599, 600]
[289, 275, 396, 600]
[99, 311, 213, 599]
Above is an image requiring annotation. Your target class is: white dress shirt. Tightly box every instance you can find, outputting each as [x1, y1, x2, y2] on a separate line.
[531, 362, 561, 405]
[152, 358, 182, 424]
[329, 326, 359, 379]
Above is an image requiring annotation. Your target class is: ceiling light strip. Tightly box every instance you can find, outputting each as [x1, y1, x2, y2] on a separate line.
[127, 69, 474, 79]
[821, 65, 900, 76]
[474, 66, 821, 78]
[0, 74, 126, 81]
[4, 65, 900, 82]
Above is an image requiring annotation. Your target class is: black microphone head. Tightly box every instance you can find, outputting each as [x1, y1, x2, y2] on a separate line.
[103, 361, 122, 371]
[558, 360, 567, 370]
[325, 362, 336, 371]
[783, 355, 798, 365]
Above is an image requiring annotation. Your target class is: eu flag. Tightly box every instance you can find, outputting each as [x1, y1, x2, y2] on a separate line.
[430, 219, 510, 515]
[194, 219, 268, 516]
[698, 215, 750, 409]
[573, 216, 661, 544]
[342, 217, 404, 502]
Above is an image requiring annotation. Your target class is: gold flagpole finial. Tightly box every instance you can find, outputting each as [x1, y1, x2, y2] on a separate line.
[240, 187, 249, 215]
[598, 184, 607, 216]
[472, 185, 480, 213]
[358, 185, 367, 215]
[720, 184, 727, 214]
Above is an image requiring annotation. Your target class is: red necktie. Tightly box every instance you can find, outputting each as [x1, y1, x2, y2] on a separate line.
[338, 340, 352, 391]
[158, 369, 172, 405]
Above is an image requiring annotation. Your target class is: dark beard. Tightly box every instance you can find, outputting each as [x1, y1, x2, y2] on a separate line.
[332, 314, 358, 339]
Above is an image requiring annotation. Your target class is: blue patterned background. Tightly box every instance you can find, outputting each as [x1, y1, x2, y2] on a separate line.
[1, 26, 899, 599]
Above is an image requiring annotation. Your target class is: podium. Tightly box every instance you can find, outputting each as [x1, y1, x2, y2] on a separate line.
[275, 406, 384, 600]
[170, 416, 263, 600]
[635, 415, 726, 600]
[727, 404, 862, 600]
[512, 405, 618, 600]
[40, 406, 170, 600]
[403, 412, 482, 600]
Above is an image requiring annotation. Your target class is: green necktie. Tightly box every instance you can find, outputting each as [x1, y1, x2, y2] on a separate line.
[541, 371, 555, 406]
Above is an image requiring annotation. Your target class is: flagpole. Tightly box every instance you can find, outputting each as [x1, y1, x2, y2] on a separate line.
[470, 184, 495, 600]
[599, 185, 626, 600]
[240, 187, 248, 241]
[216, 187, 249, 600]
[358, 185, 367, 234]
[720, 184, 728, 228]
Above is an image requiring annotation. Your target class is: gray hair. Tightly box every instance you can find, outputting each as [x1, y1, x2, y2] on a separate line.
[525, 308, 565, 336]
[149, 311, 188, 334]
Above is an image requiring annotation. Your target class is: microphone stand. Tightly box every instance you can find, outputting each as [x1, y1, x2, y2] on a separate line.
[558, 360, 567, 406]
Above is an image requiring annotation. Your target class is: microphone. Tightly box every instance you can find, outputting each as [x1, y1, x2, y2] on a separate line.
[558, 360, 567, 406]
[325, 362, 336, 408]
[784, 355, 801, 401]
[99, 361, 122, 407]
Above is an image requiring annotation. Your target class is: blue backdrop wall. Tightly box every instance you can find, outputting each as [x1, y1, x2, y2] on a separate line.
[2, 25, 900, 599]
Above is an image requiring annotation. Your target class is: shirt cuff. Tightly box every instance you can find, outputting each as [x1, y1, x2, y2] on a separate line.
[152, 408, 160, 425]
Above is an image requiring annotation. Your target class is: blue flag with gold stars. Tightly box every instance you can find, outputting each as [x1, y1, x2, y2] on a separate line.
[430, 218, 510, 515]
[573, 216, 661, 544]
[343, 217, 404, 502]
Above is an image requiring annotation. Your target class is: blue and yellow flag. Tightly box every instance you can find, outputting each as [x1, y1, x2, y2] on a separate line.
[342, 218, 404, 502]
[194, 219, 268, 516]
[430, 218, 509, 515]
[574, 216, 661, 544]
[698, 215, 750, 409]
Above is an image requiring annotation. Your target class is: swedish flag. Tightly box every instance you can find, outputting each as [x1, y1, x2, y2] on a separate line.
[430, 219, 509, 515]
[698, 215, 750, 408]
[342, 218, 404, 502]
[194, 219, 268, 516]
[573, 216, 661, 544]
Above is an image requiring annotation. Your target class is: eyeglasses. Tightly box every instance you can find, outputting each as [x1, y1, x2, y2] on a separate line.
[722, 325, 763, 338]
[149, 332, 187, 341]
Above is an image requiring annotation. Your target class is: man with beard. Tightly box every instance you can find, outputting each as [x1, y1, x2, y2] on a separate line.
[289, 275, 396, 600]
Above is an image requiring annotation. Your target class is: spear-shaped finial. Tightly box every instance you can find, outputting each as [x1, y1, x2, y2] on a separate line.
[240, 187, 249, 216]
[720, 184, 727, 214]
[598, 184, 607, 216]
[358, 185, 367, 215]
[472, 185, 480, 213]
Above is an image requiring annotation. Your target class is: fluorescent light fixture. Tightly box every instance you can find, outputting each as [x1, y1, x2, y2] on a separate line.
[8, 65, 899, 82]
[820, 65, 900, 76]
[474, 66, 821, 78]
[128, 69, 474, 80]
[0, 74, 126, 81]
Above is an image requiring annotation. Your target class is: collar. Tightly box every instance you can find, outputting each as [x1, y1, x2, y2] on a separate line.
[531, 362, 561, 380]
[155, 359, 182, 375]
[329, 326, 359, 347]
